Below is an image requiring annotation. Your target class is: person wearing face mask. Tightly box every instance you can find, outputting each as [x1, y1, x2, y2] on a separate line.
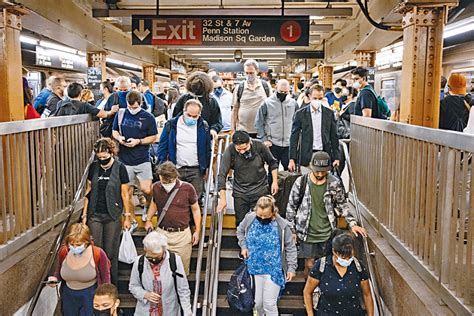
[172, 71, 223, 139]
[143, 161, 201, 275]
[231, 59, 272, 137]
[217, 131, 279, 226]
[211, 75, 233, 134]
[129, 231, 192, 316]
[351, 67, 381, 118]
[112, 90, 158, 233]
[236, 195, 297, 316]
[93, 284, 122, 316]
[48, 223, 111, 316]
[54, 83, 113, 118]
[255, 79, 299, 177]
[288, 84, 340, 173]
[286, 152, 367, 278]
[81, 138, 132, 286]
[303, 233, 374, 316]
[100, 76, 130, 137]
[139, 79, 167, 118]
[158, 99, 212, 205]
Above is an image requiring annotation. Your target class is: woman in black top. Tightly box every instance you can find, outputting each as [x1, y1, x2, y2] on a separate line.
[303, 233, 374, 316]
[82, 138, 131, 285]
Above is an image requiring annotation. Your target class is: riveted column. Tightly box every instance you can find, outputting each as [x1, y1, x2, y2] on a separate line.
[0, 9, 24, 122]
[319, 65, 333, 91]
[86, 51, 107, 81]
[355, 51, 376, 68]
[142, 65, 156, 87]
[399, 5, 447, 128]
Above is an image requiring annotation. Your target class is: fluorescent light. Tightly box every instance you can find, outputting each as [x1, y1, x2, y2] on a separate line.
[107, 58, 124, 65]
[197, 57, 286, 60]
[444, 17, 474, 39]
[190, 52, 287, 56]
[20, 35, 38, 45]
[191, 53, 234, 56]
[444, 23, 474, 38]
[179, 47, 296, 51]
[310, 16, 324, 20]
[39, 40, 78, 55]
[123, 62, 141, 69]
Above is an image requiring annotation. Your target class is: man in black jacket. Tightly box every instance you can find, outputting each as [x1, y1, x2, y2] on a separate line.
[55, 83, 114, 118]
[216, 131, 278, 225]
[172, 71, 223, 138]
[288, 84, 340, 172]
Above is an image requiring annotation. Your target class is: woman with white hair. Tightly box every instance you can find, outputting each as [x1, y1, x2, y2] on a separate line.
[129, 231, 192, 316]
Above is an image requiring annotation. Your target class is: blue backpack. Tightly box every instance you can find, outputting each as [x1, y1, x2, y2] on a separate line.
[227, 262, 255, 312]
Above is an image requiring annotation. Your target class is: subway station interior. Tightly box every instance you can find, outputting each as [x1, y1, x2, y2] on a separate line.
[0, 0, 473, 315]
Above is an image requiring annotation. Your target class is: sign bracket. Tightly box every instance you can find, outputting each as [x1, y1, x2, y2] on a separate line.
[156, 0, 159, 16]
[281, 0, 285, 16]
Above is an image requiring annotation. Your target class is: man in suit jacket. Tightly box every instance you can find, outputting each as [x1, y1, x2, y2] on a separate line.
[288, 84, 340, 171]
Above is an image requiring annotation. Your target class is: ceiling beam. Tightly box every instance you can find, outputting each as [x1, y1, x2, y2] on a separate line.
[93, 7, 353, 17]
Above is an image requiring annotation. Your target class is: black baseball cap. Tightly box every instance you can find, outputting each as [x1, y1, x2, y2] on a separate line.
[310, 151, 332, 172]
[232, 130, 250, 145]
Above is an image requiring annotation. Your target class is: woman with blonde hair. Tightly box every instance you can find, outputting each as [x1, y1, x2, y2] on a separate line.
[48, 223, 110, 315]
[80, 88, 96, 106]
[236, 195, 297, 316]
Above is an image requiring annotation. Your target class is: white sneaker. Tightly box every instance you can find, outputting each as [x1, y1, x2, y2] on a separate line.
[130, 220, 138, 233]
[141, 207, 148, 223]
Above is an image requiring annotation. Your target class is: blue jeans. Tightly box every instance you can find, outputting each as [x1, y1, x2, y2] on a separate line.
[60, 283, 96, 316]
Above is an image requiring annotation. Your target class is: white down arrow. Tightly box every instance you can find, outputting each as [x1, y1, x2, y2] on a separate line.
[133, 20, 150, 41]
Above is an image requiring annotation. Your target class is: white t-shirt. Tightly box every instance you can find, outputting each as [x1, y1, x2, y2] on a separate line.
[176, 117, 199, 168]
[311, 106, 323, 150]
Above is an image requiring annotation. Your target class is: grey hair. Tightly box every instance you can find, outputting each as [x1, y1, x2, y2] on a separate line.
[115, 76, 131, 90]
[244, 59, 259, 70]
[143, 231, 168, 253]
[277, 79, 290, 89]
[184, 99, 203, 112]
[50, 77, 65, 89]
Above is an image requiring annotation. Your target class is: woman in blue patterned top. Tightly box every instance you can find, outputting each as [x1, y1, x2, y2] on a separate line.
[236, 195, 298, 316]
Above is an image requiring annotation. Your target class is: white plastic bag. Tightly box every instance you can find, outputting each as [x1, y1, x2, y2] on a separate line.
[118, 229, 138, 264]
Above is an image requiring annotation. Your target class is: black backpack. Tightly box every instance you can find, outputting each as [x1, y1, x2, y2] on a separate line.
[137, 252, 184, 315]
[236, 79, 271, 104]
[99, 93, 120, 137]
[227, 261, 255, 312]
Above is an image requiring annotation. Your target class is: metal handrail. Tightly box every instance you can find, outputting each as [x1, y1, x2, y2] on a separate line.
[26, 150, 96, 316]
[209, 136, 229, 316]
[339, 139, 385, 316]
[0, 114, 94, 135]
[193, 138, 217, 315]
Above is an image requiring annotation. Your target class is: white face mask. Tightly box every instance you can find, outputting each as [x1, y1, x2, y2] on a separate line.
[353, 81, 362, 89]
[247, 74, 257, 83]
[162, 181, 176, 193]
[311, 99, 322, 109]
[128, 106, 141, 115]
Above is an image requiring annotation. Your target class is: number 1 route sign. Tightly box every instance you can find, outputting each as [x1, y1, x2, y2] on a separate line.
[132, 16, 309, 47]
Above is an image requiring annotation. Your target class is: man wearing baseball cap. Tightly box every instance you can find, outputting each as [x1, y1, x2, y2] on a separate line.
[216, 130, 279, 225]
[286, 151, 367, 278]
[439, 73, 470, 131]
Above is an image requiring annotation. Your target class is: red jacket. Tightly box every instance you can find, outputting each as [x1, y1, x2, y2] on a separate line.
[54, 245, 111, 286]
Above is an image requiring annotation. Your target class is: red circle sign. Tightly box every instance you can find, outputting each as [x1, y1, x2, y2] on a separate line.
[280, 21, 302, 43]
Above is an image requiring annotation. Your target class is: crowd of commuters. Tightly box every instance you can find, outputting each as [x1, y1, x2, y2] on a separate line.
[32, 59, 474, 316]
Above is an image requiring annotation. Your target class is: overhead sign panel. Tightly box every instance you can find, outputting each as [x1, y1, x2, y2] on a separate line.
[286, 50, 324, 59]
[132, 16, 309, 47]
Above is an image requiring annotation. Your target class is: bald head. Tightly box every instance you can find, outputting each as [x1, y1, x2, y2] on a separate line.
[276, 79, 290, 93]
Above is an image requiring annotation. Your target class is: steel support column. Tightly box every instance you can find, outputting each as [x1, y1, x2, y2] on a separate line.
[142, 65, 156, 88]
[86, 51, 107, 82]
[319, 65, 333, 91]
[0, 10, 24, 122]
[355, 51, 376, 68]
[399, 5, 448, 128]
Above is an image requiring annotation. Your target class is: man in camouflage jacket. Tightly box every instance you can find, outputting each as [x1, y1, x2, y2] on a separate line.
[286, 151, 367, 278]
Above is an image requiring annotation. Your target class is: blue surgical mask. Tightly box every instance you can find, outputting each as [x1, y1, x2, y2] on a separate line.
[184, 115, 198, 126]
[69, 244, 86, 255]
[336, 255, 354, 267]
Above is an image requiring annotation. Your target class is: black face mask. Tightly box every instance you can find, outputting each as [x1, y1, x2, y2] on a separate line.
[342, 95, 348, 103]
[93, 308, 111, 316]
[276, 92, 287, 102]
[240, 150, 253, 160]
[98, 157, 112, 166]
[256, 216, 272, 225]
[146, 256, 164, 265]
